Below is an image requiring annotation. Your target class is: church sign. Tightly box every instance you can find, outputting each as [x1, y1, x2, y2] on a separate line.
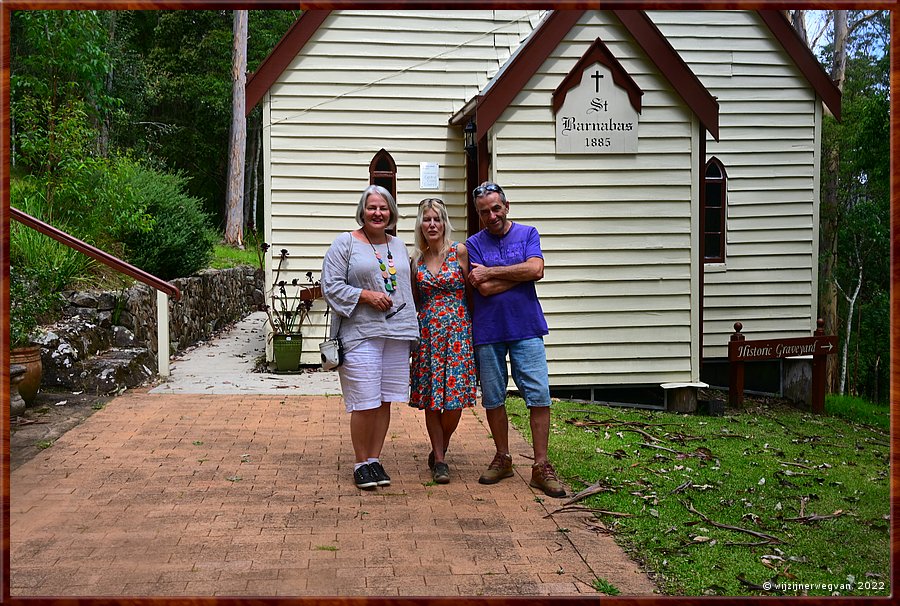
[553, 38, 642, 155]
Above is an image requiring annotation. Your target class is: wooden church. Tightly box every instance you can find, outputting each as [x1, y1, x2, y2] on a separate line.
[246, 9, 840, 406]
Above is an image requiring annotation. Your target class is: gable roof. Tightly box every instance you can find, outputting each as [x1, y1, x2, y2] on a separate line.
[452, 10, 719, 140]
[758, 10, 841, 120]
[552, 36, 644, 115]
[246, 9, 841, 125]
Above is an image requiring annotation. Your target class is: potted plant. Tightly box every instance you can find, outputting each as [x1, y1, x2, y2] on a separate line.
[257, 243, 321, 372]
[9, 266, 55, 405]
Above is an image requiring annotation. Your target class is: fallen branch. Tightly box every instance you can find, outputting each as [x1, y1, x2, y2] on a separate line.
[671, 480, 692, 494]
[639, 442, 681, 455]
[665, 432, 705, 443]
[566, 415, 682, 429]
[621, 427, 663, 443]
[784, 510, 847, 524]
[681, 500, 782, 544]
[778, 461, 813, 469]
[737, 573, 773, 591]
[563, 481, 616, 505]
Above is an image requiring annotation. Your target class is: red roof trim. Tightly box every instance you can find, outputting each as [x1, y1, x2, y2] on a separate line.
[475, 10, 584, 140]
[552, 37, 643, 115]
[612, 10, 719, 141]
[245, 10, 331, 115]
[758, 10, 841, 121]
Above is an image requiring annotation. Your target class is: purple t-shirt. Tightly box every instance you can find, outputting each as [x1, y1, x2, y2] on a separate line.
[465, 222, 549, 346]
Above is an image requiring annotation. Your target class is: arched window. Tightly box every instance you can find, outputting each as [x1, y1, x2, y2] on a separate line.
[704, 157, 727, 263]
[369, 149, 397, 201]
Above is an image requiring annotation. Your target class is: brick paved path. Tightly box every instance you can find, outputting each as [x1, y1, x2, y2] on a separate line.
[10, 389, 657, 596]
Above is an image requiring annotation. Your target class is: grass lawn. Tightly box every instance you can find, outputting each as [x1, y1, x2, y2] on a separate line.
[826, 393, 890, 431]
[506, 396, 890, 597]
[209, 241, 258, 269]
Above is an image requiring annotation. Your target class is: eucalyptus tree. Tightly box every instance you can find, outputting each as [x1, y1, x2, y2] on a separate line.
[789, 10, 889, 400]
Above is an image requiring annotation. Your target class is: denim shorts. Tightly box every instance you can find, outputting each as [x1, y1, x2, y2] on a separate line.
[475, 337, 551, 410]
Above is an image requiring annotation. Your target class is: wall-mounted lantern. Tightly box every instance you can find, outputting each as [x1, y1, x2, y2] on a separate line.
[464, 120, 477, 159]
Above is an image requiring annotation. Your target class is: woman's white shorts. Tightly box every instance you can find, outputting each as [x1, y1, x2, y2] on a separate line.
[338, 337, 412, 413]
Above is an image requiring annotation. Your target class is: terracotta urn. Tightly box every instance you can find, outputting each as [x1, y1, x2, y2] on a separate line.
[9, 344, 42, 406]
[9, 363, 27, 417]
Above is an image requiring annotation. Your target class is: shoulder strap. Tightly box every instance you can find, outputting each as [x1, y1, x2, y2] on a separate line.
[324, 234, 352, 341]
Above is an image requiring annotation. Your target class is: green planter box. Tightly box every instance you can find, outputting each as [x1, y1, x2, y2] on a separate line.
[273, 334, 303, 372]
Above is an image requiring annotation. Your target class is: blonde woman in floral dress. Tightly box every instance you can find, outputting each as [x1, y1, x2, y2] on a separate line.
[410, 198, 477, 484]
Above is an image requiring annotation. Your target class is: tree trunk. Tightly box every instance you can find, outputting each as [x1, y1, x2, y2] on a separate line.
[819, 10, 848, 392]
[252, 126, 260, 234]
[786, 10, 808, 45]
[244, 113, 260, 232]
[224, 9, 248, 247]
[838, 260, 862, 396]
[99, 11, 115, 158]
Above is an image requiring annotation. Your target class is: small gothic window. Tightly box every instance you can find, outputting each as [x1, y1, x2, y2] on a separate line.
[704, 157, 727, 263]
[369, 149, 397, 201]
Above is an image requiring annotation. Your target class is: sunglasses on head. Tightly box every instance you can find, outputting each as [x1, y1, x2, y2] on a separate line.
[472, 183, 503, 198]
[419, 198, 445, 207]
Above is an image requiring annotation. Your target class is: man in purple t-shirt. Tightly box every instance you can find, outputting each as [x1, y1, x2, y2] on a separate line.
[464, 181, 566, 498]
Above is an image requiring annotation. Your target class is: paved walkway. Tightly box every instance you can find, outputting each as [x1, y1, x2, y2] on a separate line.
[10, 315, 657, 597]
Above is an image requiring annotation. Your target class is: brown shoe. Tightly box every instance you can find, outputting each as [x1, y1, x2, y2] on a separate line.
[530, 461, 566, 498]
[478, 452, 513, 484]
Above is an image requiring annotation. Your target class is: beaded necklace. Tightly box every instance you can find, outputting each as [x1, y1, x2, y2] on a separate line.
[362, 229, 397, 293]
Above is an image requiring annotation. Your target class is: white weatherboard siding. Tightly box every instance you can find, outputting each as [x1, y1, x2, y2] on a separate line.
[650, 10, 820, 358]
[490, 12, 698, 386]
[264, 10, 539, 362]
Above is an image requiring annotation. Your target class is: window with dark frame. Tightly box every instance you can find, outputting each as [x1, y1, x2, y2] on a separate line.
[704, 157, 727, 263]
[369, 149, 398, 235]
[369, 149, 397, 200]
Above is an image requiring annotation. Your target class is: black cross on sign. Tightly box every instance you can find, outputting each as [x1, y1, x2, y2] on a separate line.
[591, 70, 604, 93]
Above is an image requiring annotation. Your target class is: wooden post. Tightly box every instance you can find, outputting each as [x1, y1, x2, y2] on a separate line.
[728, 322, 745, 408]
[157, 290, 170, 377]
[811, 318, 826, 414]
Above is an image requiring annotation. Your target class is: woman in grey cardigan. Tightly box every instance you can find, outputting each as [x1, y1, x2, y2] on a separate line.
[321, 185, 419, 490]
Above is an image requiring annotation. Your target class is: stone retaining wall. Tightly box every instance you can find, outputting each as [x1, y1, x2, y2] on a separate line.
[109, 265, 264, 355]
[38, 266, 264, 394]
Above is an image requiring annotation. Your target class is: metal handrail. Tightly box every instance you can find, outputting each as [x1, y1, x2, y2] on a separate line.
[10, 206, 181, 301]
[11, 206, 181, 377]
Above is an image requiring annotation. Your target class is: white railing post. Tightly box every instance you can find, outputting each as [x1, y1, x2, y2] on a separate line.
[157, 290, 170, 376]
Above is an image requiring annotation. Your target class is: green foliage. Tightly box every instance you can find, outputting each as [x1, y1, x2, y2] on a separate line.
[118, 168, 217, 279]
[108, 10, 300, 223]
[818, 11, 889, 402]
[11, 11, 117, 133]
[9, 178, 97, 292]
[508, 397, 890, 597]
[11, 8, 300, 241]
[591, 577, 621, 595]
[9, 265, 64, 348]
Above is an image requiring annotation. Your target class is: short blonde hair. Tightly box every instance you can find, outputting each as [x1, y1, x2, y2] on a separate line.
[413, 198, 453, 263]
[355, 184, 398, 230]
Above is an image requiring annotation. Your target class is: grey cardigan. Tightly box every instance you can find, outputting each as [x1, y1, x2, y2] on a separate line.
[321, 231, 419, 352]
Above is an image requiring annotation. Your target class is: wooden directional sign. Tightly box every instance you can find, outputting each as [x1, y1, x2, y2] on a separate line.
[728, 320, 836, 414]
[729, 335, 838, 361]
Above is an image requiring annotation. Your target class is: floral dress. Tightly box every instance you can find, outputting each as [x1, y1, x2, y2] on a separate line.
[410, 242, 477, 411]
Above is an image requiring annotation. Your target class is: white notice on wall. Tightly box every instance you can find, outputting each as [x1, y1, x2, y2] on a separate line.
[419, 162, 440, 189]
